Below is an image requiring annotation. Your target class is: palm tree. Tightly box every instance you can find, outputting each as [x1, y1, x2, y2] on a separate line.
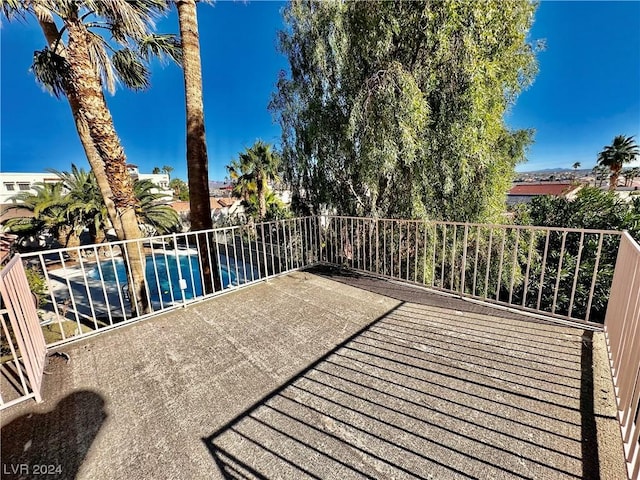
[3, 0, 180, 315]
[629, 167, 640, 187]
[572, 161, 581, 179]
[597, 135, 640, 191]
[227, 158, 257, 202]
[592, 165, 609, 188]
[152, 167, 162, 174]
[169, 178, 189, 200]
[175, 0, 219, 292]
[5, 183, 72, 248]
[161, 165, 174, 180]
[133, 180, 181, 235]
[232, 141, 281, 220]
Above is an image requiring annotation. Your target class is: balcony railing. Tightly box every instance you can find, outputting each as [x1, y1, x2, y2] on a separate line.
[319, 216, 622, 324]
[1, 215, 639, 477]
[603, 232, 640, 479]
[16, 216, 320, 346]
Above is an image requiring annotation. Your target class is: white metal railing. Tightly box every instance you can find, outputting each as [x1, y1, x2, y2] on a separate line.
[604, 232, 640, 480]
[320, 216, 622, 324]
[14, 215, 623, 353]
[0, 256, 47, 410]
[19, 216, 320, 347]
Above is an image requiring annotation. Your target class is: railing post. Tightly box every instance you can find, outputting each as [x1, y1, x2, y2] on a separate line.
[173, 233, 187, 307]
[460, 224, 468, 295]
[261, 222, 269, 279]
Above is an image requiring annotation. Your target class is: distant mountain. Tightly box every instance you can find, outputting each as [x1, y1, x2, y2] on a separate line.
[518, 168, 592, 175]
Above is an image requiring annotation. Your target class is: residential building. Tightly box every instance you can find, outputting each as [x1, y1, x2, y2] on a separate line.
[0, 167, 173, 207]
[0, 172, 61, 205]
[169, 197, 246, 230]
[507, 182, 583, 205]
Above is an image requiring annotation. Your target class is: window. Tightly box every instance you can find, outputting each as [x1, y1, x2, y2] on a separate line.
[4, 183, 15, 191]
[18, 183, 30, 191]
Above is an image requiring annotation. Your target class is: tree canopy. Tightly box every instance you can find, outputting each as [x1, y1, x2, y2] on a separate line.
[271, 0, 539, 221]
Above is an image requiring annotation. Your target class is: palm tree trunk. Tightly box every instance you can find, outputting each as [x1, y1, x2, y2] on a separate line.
[610, 168, 620, 191]
[36, 13, 125, 242]
[258, 175, 267, 220]
[177, 0, 220, 292]
[65, 17, 149, 315]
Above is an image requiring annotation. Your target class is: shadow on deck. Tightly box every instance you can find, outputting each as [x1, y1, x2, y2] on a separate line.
[1, 269, 624, 479]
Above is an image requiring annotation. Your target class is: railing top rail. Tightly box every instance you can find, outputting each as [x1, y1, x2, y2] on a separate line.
[0, 255, 22, 277]
[18, 216, 316, 259]
[322, 215, 623, 236]
[621, 230, 640, 254]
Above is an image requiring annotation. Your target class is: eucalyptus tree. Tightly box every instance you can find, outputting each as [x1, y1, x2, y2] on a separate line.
[175, 0, 219, 291]
[271, 0, 539, 222]
[598, 135, 640, 191]
[2, 0, 180, 314]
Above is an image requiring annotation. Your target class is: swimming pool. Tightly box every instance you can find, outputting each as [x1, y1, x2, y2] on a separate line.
[91, 253, 255, 305]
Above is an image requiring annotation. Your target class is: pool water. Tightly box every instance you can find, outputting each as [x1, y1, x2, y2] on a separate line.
[92, 254, 245, 305]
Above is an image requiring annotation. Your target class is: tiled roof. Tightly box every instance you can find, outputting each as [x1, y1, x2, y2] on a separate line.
[217, 197, 236, 208]
[508, 183, 580, 196]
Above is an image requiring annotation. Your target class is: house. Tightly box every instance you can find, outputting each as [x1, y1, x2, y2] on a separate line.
[169, 197, 246, 229]
[507, 182, 583, 205]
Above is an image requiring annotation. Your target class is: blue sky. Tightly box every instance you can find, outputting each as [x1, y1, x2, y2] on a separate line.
[1, 1, 639, 181]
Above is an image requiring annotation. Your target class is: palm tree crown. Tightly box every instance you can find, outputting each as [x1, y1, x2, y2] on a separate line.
[228, 141, 281, 220]
[597, 135, 639, 190]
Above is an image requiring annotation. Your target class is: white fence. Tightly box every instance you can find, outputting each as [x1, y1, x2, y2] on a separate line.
[320, 216, 622, 324]
[19, 217, 320, 347]
[604, 232, 640, 480]
[0, 256, 47, 410]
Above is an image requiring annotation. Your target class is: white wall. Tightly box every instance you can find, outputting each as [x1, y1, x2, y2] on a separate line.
[0, 173, 61, 204]
[0, 171, 174, 204]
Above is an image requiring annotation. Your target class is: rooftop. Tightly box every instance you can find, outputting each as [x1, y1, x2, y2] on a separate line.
[0, 268, 626, 479]
[508, 183, 581, 197]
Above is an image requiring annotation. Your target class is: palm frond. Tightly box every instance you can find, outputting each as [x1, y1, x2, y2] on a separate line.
[84, 0, 164, 42]
[112, 48, 150, 90]
[31, 47, 69, 98]
[1, 0, 27, 20]
[137, 33, 182, 66]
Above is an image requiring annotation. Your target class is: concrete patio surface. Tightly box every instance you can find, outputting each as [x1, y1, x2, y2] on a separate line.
[0, 268, 626, 479]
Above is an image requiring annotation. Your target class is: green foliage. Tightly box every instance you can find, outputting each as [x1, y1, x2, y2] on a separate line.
[512, 187, 640, 321]
[521, 187, 640, 238]
[243, 191, 291, 222]
[169, 178, 189, 200]
[271, 0, 539, 221]
[4, 166, 181, 244]
[4, 182, 70, 243]
[133, 180, 181, 234]
[227, 141, 282, 220]
[24, 265, 48, 308]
